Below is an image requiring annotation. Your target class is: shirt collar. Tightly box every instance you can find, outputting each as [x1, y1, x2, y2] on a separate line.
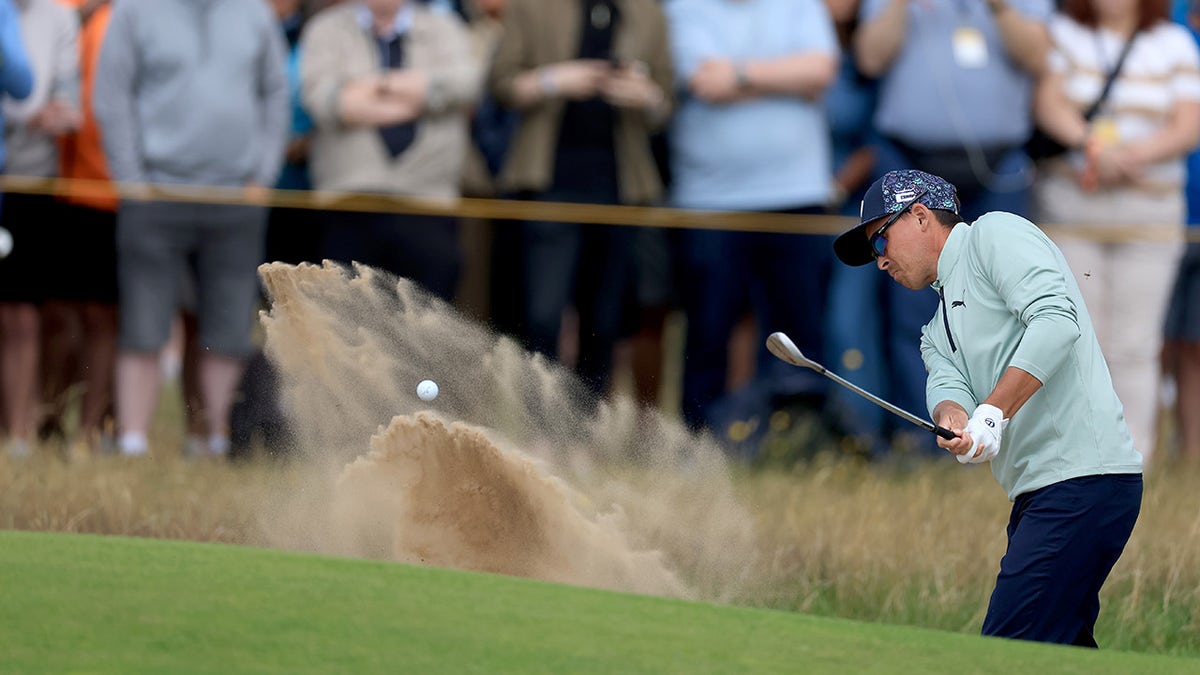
[932, 222, 970, 291]
[356, 2, 415, 40]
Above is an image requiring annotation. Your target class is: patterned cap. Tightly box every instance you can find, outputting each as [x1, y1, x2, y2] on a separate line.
[834, 170, 961, 267]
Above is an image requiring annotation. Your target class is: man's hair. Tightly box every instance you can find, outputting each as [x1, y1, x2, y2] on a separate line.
[930, 208, 960, 227]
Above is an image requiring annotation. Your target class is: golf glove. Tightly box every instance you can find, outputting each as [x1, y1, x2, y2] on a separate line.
[958, 404, 1008, 464]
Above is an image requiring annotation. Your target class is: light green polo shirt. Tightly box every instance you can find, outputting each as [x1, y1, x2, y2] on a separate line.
[920, 212, 1142, 500]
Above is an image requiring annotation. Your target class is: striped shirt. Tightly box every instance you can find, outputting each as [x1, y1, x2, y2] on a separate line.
[1048, 15, 1200, 189]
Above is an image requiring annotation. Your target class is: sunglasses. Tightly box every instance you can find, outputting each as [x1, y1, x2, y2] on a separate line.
[869, 189, 928, 259]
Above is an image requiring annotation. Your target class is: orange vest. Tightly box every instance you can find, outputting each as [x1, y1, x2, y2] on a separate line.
[58, 0, 117, 211]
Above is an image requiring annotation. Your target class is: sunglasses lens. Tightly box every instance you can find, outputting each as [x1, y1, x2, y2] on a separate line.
[871, 232, 887, 257]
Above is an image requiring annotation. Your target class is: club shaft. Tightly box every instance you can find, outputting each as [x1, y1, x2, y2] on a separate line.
[809, 362, 957, 440]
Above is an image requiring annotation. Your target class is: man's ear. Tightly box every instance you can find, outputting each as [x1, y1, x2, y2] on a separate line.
[913, 204, 930, 230]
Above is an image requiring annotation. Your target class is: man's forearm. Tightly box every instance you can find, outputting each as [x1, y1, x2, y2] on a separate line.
[742, 53, 837, 100]
[854, 0, 908, 78]
[982, 366, 1043, 418]
[989, 0, 1049, 75]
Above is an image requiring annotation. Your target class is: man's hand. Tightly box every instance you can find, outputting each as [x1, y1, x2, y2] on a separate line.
[29, 99, 82, 135]
[601, 61, 663, 110]
[958, 403, 1008, 464]
[689, 59, 741, 103]
[243, 181, 271, 206]
[378, 69, 429, 108]
[541, 59, 610, 100]
[338, 75, 421, 127]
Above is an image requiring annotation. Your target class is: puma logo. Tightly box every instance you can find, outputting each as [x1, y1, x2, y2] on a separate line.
[951, 300, 966, 308]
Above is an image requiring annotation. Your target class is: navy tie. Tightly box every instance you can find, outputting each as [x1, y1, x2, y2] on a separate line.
[377, 33, 417, 158]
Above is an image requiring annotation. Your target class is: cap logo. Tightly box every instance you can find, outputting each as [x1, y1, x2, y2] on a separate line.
[893, 188, 918, 204]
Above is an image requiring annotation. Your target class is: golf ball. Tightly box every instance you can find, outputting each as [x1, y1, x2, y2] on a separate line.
[0, 226, 12, 259]
[416, 379, 439, 401]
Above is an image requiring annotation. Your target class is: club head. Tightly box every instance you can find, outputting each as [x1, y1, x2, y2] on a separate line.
[766, 332, 816, 370]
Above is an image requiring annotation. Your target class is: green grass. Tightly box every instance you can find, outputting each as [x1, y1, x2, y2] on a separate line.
[1, 531, 1195, 674]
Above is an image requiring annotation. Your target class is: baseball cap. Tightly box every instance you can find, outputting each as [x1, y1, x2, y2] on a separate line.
[833, 169, 961, 267]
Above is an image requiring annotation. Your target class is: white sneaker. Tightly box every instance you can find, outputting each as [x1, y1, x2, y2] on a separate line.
[118, 432, 149, 457]
[4, 438, 31, 459]
[207, 434, 231, 457]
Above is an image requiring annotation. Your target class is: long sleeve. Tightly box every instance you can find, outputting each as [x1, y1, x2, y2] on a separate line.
[0, 0, 31, 100]
[921, 323, 977, 418]
[299, 14, 349, 129]
[487, 0, 531, 109]
[254, 15, 290, 187]
[423, 13, 482, 115]
[974, 218, 1082, 385]
[92, 4, 143, 184]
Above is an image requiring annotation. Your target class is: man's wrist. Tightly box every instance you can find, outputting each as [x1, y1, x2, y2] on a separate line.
[986, 0, 1009, 14]
[733, 62, 750, 90]
[537, 66, 558, 100]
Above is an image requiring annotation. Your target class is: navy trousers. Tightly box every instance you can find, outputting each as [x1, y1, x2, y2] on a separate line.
[982, 473, 1142, 646]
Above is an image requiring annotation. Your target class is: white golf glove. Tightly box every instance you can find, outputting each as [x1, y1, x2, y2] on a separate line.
[958, 403, 1008, 464]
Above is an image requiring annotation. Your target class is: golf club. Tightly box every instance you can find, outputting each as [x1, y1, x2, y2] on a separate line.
[765, 331, 957, 441]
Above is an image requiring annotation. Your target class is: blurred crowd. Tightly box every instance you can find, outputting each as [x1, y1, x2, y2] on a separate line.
[0, 0, 1199, 467]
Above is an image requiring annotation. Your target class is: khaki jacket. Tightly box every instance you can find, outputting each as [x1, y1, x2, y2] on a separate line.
[489, 0, 673, 205]
[301, 4, 482, 197]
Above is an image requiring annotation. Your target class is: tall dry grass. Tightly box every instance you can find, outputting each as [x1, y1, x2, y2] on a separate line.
[2, 436, 1198, 656]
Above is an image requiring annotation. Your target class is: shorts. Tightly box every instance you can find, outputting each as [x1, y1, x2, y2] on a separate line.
[117, 199, 267, 357]
[0, 192, 54, 304]
[1164, 241, 1200, 341]
[44, 202, 119, 304]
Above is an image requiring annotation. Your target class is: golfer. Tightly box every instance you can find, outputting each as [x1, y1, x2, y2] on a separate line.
[833, 169, 1142, 647]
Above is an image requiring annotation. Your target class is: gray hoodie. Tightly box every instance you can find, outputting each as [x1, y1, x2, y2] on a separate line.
[94, 0, 288, 188]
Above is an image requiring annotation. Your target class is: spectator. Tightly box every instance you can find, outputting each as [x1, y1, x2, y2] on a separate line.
[850, 0, 1052, 455]
[1164, 0, 1200, 463]
[264, 0, 321, 267]
[35, 0, 116, 459]
[93, 0, 289, 458]
[488, 0, 673, 397]
[300, 0, 481, 302]
[822, 0, 890, 456]
[1031, 0, 1200, 459]
[664, 0, 838, 437]
[0, 0, 66, 459]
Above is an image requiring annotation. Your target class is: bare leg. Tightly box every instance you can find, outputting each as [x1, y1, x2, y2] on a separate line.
[79, 302, 118, 436]
[115, 351, 161, 455]
[631, 305, 667, 407]
[0, 302, 41, 445]
[199, 352, 245, 455]
[38, 300, 81, 438]
[1175, 340, 1200, 461]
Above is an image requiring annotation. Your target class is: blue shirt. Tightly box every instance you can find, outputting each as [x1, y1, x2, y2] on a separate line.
[665, 0, 837, 211]
[861, 0, 1053, 148]
[0, 0, 33, 170]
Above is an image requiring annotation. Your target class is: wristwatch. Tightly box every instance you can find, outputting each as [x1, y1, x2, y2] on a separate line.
[734, 63, 750, 90]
